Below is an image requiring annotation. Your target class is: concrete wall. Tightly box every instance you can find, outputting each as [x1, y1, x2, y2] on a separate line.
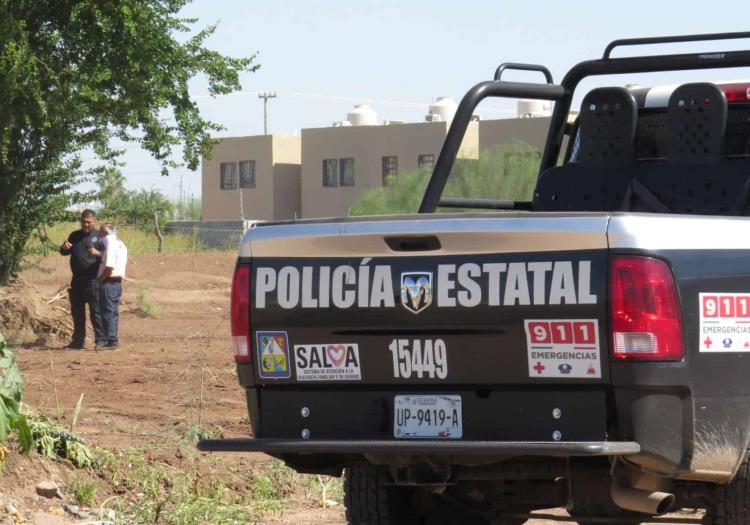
[271, 135, 302, 220]
[273, 164, 301, 220]
[301, 121, 478, 218]
[272, 134, 302, 164]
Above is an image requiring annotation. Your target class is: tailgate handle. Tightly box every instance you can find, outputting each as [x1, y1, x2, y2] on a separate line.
[385, 235, 441, 252]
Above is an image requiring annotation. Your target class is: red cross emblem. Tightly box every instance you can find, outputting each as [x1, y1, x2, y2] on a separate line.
[703, 336, 713, 349]
[533, 362, 546, 374]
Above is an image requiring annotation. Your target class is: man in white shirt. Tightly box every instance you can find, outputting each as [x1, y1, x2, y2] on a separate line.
[92, 224, 128, 350]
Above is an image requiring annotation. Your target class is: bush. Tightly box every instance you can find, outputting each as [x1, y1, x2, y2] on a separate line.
[349, 143, 540, 216]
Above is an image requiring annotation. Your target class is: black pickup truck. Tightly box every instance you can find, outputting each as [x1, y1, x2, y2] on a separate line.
[201, 32, 750, 524]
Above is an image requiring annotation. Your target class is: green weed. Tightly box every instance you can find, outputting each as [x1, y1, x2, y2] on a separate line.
[69, 476, 98, 506]
[135, 283, 163, 319]
[90, 448, 342, 524]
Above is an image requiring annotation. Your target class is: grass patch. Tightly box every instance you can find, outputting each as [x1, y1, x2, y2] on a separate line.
[29, 222, 204, 256]
[69, 475, 98, 506]
[92, 448, 343, 524]
[135, 283, 163, 319]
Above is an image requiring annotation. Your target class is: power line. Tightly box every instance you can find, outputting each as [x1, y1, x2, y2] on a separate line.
[194, 89, 515, 114]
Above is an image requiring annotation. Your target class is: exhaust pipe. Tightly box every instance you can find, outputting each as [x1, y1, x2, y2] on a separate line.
[611, 480, 675, 516]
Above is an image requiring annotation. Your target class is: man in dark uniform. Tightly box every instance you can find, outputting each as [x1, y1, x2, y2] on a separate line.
[59, 209, 105, 349]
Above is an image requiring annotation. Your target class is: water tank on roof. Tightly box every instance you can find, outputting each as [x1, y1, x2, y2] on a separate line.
[517, 99, 552, 118]
[347, 104, 378, 126]
[427, 97, 458, 123]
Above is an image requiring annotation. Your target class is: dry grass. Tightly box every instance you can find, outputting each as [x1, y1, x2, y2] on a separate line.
[32, 222, 204, 256]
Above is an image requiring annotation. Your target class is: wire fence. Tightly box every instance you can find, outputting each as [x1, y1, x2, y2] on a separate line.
[28, 221, 248, 257]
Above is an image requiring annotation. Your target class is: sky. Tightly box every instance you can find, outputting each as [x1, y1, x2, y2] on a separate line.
[104, 0, 750, 200]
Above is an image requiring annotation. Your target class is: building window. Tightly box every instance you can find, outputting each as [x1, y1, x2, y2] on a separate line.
[340, 158, 355, 186]
[418, 154, 434, 169]
[382, 156, 398, 186]
[220, 162, 237, 190]
[239, 160, 256, 188]
[323, 159, 338, 187]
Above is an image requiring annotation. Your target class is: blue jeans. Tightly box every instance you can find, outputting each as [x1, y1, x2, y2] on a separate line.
[99, 280, 122, 345]
[69, 277, 105, 346]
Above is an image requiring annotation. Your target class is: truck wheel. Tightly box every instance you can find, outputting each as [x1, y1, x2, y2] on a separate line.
[344, 465, 417, 525]
[705, 452, 750, 525]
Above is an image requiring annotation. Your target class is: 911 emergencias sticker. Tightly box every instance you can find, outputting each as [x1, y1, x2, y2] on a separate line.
[524, 319, 601, 378]
[699, 293, 750, 352]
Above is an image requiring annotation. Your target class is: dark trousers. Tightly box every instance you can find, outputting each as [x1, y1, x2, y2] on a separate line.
[69, 277, 105, 346]
[100, 280, 122, 345]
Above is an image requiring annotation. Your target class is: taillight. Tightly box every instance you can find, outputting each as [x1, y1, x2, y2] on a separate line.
[231, 266, 251, 362]
[610, 256, 683, 361]
[719, 83, 750, 103]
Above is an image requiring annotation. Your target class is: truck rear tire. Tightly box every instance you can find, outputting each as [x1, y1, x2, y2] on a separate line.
[705, 451, 750, 525]
[344, 465, 417, 525]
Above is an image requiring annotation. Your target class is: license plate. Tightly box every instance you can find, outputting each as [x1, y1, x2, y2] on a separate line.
[394, 395, 462, 439]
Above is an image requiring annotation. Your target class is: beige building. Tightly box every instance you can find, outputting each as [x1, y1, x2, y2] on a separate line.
[301, 121, 478, 218]
[201, 134, 301, 221]
[200, 113, 559, 221]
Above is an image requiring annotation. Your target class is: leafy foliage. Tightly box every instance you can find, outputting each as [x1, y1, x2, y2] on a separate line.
[0, 1, 257, 284]
[97, 168, 175, 229]
[27, 412, 93, 468]
[350, 143, 541, 216]
[0, 332, 32, 452]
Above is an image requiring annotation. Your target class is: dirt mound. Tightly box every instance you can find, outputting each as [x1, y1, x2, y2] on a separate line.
[0, 278, 72, 345]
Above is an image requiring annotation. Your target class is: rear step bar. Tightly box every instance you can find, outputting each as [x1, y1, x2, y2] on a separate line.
[198, 439, 640, 456]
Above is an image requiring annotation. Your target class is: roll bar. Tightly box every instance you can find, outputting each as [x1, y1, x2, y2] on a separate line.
[419, 31, 750, 213]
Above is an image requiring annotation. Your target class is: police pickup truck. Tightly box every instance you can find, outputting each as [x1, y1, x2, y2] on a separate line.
[200, 32, 750, 524]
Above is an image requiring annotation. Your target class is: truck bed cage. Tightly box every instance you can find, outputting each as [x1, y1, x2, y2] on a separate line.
[419, 31, 750, 213]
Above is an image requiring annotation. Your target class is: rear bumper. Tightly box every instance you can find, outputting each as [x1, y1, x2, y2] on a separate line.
[198, 438, 640, 456]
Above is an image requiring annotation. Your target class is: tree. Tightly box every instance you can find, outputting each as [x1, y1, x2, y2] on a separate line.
[349, 143, 541, 216]
[125, 188, 174, 228]
[95, 168, 174, 228]
[0, 1, 257, 284]
[96, 167, 128, 222]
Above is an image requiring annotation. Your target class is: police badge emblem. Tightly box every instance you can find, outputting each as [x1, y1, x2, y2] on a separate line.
[400, 272, 433, 314]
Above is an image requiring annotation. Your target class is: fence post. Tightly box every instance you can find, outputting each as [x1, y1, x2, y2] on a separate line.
[153, 212, 164, 254]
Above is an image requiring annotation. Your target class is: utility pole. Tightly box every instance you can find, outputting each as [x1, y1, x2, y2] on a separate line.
[258, 92, 277, 135]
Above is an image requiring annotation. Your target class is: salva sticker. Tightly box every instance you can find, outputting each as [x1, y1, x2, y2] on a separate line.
[524, 319, 601, 378]
[294, 343, 362, 381]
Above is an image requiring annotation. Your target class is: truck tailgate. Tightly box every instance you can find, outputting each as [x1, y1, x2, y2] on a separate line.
[245, 214, 611, 386]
